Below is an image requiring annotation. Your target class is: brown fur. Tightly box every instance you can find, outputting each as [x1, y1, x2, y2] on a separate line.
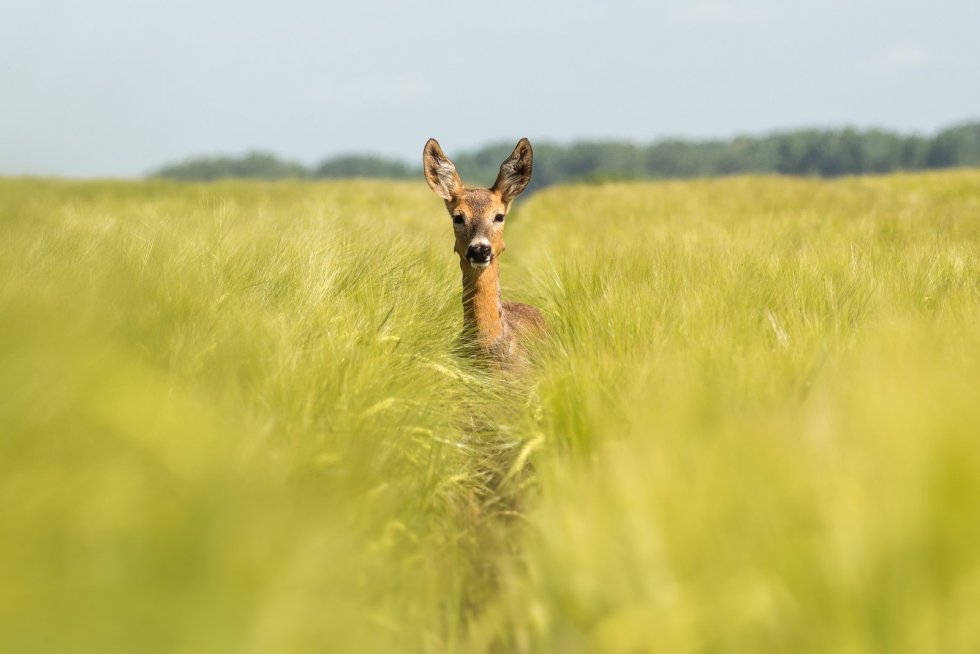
[423, 138, 546, 366]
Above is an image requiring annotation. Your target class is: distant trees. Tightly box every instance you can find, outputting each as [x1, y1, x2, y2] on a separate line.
[152, 152, 308, 181]
[925, 123, 980, 168]
[151, 121, 980, 188]
[313, 155, 414, 179]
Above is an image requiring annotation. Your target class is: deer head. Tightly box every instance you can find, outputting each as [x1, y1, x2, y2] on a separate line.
[423, 138, 533, 271]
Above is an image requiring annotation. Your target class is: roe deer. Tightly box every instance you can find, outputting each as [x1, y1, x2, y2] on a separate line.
[423, 138, 546, 365]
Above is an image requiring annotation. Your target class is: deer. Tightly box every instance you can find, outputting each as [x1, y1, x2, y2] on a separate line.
[423, 138, 546, 367]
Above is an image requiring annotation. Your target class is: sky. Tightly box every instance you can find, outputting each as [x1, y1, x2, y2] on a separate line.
[1, 0, 978, 177]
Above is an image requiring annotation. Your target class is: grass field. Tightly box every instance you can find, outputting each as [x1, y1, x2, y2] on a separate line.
[1, 171, 979, 653]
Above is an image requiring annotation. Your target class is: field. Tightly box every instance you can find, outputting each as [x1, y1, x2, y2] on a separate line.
[2, 171, 979, 653]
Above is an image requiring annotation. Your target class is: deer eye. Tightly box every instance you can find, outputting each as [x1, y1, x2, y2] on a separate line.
[452, 214, 465, 225]
[494, 213, 505, 223]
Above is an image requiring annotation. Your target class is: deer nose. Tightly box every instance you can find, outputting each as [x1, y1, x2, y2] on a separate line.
[467, 242, 492, 263]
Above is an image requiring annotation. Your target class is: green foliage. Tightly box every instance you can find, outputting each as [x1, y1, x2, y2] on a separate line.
[151, 121, 980, 187]
[314, 154, 415, 179]
[927, 123, 980, 167]
[152, 151, 309, 180]
[1, 173, 979, 652]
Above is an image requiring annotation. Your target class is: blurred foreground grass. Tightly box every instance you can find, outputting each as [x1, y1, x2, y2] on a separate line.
[1, 172, 978, 652]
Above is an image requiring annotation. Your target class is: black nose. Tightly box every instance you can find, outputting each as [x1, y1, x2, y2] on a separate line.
[467, 243, 492, 262]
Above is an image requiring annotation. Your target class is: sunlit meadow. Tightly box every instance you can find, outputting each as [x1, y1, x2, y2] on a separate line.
[1, 171, 978, 652]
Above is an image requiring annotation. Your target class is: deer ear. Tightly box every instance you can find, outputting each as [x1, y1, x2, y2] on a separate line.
[423, 138, 463, 200]
[493, 138, 533, 203]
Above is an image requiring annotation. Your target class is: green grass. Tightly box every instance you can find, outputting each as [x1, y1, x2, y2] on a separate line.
[1, 172, 979, 652]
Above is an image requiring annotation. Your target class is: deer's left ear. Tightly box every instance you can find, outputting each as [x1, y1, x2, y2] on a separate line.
[423, 138, 463, 200]
[493, 138, 533, 203]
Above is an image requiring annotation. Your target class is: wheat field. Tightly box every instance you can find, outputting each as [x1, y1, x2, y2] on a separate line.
[1, 171, 979, 652]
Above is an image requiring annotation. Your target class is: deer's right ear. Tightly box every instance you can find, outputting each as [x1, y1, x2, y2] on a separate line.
[423, 139, 463, 201]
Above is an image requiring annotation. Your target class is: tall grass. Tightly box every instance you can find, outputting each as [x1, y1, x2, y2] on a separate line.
[1, 172, 978, 652]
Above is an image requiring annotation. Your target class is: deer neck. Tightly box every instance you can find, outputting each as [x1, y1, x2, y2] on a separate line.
[461, 258, 506, 350]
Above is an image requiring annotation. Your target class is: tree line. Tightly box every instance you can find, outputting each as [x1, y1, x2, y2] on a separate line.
[152, 121, 980, 191]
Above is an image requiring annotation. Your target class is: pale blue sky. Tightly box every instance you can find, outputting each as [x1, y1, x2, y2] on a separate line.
[1, 0, 978, 176]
